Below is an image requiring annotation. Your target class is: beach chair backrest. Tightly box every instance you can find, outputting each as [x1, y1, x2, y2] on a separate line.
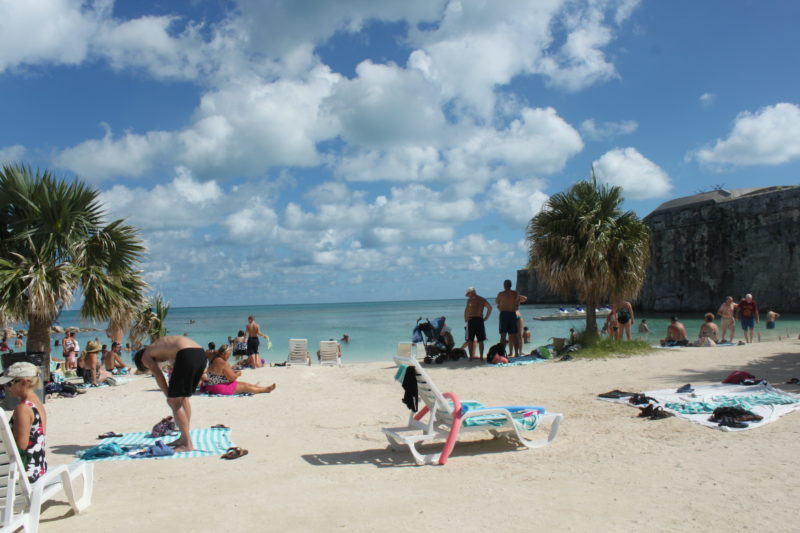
[396, 343, 413, 358]
[318, 341, 340, 366]
[288, 339, 308, 363]
[0, 410, 30, 528]
[395, 356, 454, 419]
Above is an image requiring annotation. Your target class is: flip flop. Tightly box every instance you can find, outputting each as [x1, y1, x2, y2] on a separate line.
[212, 424, 229, 429]
[638, 404, 655, 418]
[786, 377, 800, 385]
[221, 447, 248, 460]
[97, 432, 123, 439]
[649, 406, 674, 420]
[676, 383, 694, 393]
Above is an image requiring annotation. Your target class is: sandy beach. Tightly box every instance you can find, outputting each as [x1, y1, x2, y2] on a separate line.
[35, 339, 800, 533]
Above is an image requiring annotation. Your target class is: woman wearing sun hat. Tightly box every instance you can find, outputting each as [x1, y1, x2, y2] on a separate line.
[78, 340, 113, 387]
[1, 362, 47, 483]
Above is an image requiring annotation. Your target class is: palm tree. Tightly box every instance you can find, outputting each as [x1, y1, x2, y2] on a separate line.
[526, 173, 650, 337]
[129, 294, 171, 348]
[0, 165, 148, 377]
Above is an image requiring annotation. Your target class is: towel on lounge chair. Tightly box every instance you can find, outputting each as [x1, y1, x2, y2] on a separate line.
[598, 382, 800, 431]
[459, 401, 545, 430]
[77, 427, 233, 461]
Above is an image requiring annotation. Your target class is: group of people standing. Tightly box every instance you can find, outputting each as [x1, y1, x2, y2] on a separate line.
[463, 280, 529, 361]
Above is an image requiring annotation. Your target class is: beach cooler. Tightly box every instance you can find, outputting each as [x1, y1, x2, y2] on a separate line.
[2, 351, 46, 408]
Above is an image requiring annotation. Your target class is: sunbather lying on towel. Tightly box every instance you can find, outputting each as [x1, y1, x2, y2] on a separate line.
[200, 345, 276, 396]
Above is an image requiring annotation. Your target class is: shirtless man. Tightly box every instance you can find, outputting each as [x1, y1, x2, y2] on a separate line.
[103, 342, 129, 373]
[717, 296, 737, 343]
[612, 300, 635, 340]
[766, 308, 780, 330]
[134, 336, 207, 452]
[496, 280, 527, 357]
[660, 316, 689, 347]
[464, 287, 492, 360]
[245, 315, 269, 368]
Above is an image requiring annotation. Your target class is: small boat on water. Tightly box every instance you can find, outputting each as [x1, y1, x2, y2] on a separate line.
[533, 306, 612, 321]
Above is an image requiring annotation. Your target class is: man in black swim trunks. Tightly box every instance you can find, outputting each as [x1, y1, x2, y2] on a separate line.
[496, 279, 527, 356]
[464, 287, 492, 360]
[245, 315, 269, 368]
[134, 336, 207, 452]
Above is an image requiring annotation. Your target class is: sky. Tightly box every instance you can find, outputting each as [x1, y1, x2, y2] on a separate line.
[1, 0, 798, 307]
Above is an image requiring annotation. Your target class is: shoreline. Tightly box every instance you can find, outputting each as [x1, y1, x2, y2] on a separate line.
[35, 338, 800, 532]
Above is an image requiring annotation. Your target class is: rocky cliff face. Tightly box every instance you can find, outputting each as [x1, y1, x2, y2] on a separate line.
[517, 186, 800, 312]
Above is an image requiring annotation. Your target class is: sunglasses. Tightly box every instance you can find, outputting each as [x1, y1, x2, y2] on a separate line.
[3, 379, 22, 387]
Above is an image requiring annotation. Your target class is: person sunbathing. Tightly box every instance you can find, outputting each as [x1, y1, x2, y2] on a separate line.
[693, 313, 719, 346]
[660, 316, 689, 346]
[200, 345, 276, 396]
[103, 342, 130, 373]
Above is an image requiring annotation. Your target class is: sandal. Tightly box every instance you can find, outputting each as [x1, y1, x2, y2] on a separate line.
[97, 431, 123, 439]
[211, 424, 229, 429]
[649, 406, 673, 420]
[786, 377, 800, 385]
[638, 404, 655, 418]
[221, 447, 249, 460]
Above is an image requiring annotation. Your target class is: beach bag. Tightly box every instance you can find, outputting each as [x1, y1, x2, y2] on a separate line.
[150, 416, 178, 438]
[486, 343, 505, 364]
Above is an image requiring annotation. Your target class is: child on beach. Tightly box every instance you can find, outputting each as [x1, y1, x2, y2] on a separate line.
[2, 362, 47, 483]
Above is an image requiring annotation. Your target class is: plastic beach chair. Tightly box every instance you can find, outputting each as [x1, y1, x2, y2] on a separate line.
[317, 341, 342, 367]
[383, 355, 562, 465]
[0, 410, 93, 533]
[286, 339, 311, 366]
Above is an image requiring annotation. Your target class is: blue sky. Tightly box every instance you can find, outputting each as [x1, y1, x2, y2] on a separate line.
[1, 0, 798, 307]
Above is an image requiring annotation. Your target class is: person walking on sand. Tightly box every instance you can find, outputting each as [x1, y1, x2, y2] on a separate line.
[134, 336, 207, 452]
[245, 315, 269, 368]
[496, 280, 527, 356]
[766, 308, 781, 330]
[738, 293, 759, 343]
[464, 287, 492, 360]
[717, 296, 737, 343]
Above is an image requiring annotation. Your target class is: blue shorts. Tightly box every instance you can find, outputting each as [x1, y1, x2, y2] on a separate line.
[740, 317, 755, 330]
[766, 321, 775, 330]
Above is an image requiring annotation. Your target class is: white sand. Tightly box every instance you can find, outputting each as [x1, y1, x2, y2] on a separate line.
[37, 339, 800, 532]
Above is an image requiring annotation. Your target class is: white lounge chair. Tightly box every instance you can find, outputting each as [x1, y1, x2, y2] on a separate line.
[318, 341, 341, 367]
[287, 339, 311, 366]
[383, 355, 562, 465]
[0, 410, 93, 532]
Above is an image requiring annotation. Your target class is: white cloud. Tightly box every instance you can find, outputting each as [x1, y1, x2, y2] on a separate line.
[485, 179, 549, 226]
[580, 118, 638, 141]
[99, 167, 225, 230]
[692, 103, 800, 166]
[592, 147, 671, 199]
[699, 93, 716, 107]
[54, 124, 173, 182]
[0, 145, 26, 165]
[0, 0, 103, 73]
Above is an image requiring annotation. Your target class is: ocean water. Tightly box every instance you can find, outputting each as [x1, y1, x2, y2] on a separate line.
[36, 300, 800, 363]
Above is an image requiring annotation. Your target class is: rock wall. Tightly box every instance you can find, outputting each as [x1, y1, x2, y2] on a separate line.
[639, 186, 800, 312]
[517, 186, 800, 312]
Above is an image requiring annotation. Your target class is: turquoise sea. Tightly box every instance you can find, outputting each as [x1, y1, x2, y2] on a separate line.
[44, 300, 800, 363]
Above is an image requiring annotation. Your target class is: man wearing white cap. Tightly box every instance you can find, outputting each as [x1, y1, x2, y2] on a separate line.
[463, 287, 492, 360]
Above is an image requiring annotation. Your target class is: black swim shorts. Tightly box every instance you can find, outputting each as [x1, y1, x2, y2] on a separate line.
[466, 317, 487, 342]
[167, 347, 207, 398]
[498, 310, 518, 335]
[247, 336, 259, 356]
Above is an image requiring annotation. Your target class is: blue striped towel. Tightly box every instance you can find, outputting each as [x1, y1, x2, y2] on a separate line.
[77, 427, 233, 461]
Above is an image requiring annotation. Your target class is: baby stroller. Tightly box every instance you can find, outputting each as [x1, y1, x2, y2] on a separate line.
[411, 317, 459, 364]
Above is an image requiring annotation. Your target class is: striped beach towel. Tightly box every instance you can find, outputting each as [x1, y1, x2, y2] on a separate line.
[78, 427, 233, 461]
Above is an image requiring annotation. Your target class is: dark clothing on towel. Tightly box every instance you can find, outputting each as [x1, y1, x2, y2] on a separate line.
[402, 367, 419, 412]
[167, 347, 207, 398]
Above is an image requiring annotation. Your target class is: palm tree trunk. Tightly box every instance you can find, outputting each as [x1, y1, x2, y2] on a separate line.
[585, 300, 599, 337]
[26, 316, 52, 381]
